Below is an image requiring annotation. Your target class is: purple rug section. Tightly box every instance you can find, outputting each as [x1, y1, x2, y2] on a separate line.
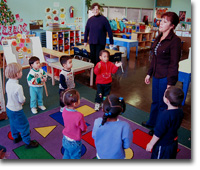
[0, 98, 191, 159]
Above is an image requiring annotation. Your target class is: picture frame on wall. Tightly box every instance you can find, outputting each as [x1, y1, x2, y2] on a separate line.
[179, 11, 186, 21]
[156, 0, 171, 8]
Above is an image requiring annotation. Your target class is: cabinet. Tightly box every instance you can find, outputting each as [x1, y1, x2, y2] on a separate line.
[46, 30, 81, 55]
[131, 32, 153, 50]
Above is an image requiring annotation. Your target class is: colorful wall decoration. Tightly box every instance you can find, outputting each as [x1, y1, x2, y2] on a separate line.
[0, 0, 29, 45]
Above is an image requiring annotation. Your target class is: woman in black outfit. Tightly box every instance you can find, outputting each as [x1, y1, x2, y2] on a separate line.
[84, 3, 113, 65]
[142, 12, 182, 135]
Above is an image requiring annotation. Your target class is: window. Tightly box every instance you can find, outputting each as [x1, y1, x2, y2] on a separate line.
[127, 8, 141, 22]
[141, 9, 153, 22]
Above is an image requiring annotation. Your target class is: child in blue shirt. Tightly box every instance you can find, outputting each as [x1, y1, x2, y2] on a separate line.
[146, 86, 184, 159]
[92, 94, 133, 159]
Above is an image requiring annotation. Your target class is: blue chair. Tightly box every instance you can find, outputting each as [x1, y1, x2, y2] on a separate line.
[82, 49, 91, 62]
[73, 47, 82, 60]
[110, 52, 124, 73]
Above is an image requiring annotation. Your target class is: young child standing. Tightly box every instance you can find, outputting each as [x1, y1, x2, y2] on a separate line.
[59, 55, 75, 112]
[146, 86, 184, 159]
[27, 56, 47, 114]
[92, 94, 133, 159]
[5, 63, 38, 148]
[94, 50, 122, 111]
[60, 89, 87, 159]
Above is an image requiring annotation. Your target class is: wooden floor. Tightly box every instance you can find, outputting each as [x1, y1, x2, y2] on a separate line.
[75, 48, 191, 130]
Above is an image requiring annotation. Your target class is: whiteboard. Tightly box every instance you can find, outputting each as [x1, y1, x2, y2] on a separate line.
[2, 36, 45, 68]
[108, 7, 126, 20]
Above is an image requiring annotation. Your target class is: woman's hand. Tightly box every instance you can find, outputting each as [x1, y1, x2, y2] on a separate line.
[84, 43, 87, 47]
[145, 75, 151, 85]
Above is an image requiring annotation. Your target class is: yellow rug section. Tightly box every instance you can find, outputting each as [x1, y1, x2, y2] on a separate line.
[125, 148, 134, 159]
[76, 105, 96, 117]
[34, 125, 57, 138]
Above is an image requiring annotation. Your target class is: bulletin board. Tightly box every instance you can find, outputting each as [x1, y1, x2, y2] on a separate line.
[156, 0, 171, 7]
[1, 36, 45, 68]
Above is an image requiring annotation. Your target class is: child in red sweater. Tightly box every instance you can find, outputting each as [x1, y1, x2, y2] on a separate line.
[94, 50, 122, 111]
[60, 89, 87, 159]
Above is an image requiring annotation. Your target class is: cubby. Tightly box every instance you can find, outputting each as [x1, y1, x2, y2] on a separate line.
[46, 30, 81, 55]
[131, 32, 153, 50]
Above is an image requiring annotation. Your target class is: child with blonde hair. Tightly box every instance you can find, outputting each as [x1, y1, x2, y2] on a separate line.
[5, 63, 38, 148]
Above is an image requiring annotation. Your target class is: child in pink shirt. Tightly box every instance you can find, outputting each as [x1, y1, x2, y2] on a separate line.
[60, 89, 87, 159]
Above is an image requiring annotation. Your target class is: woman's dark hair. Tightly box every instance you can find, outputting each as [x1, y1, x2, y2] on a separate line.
[60, 55, 72, 66]
[29, 56, 40, 67]
[60, 89, 80, 107]
[161, 12, 180, 29]
[91, 3, 100, 10]
[99, 50, 110, 57]
[101, 94, 126, 126]
[165, 86, 184, 107]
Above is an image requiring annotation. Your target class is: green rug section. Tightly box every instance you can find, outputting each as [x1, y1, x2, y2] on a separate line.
[13, 140, 54, 159]
[1, 68, 191, 148]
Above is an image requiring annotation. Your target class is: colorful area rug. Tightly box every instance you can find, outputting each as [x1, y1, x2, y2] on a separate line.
[0, 98, 191, 159]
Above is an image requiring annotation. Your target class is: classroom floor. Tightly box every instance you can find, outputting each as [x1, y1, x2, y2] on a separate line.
[75, 48, 191, 130]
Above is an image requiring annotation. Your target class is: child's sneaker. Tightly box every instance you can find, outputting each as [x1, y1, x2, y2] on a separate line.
[26, 140, 39, 149]
[31, 108, 38, 114]
[38, 105, 46, 110]
[13, 136, 22, 143]
[94, 103, 100, 111]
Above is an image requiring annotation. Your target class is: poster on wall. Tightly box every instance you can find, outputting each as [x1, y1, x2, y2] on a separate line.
[179, 11, 186, 21]
[155, 8, 168, 19]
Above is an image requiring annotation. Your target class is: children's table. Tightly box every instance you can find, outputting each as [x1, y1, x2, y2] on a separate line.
[178, 59, 191, 105]
[74, 44, 123, 56]
[48, 59, 94, 86]
[106, 37, 138, 60]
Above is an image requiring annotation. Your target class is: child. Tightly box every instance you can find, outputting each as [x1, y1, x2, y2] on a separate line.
[59, 55, 75, 112]
[5, 63, 38, 148]
[27, 56, 47, 114]
[94, 50, 122, 111]
[146, 86, 184, 159]
[92, 94, 133, 159]
[60, 89, 87, 159]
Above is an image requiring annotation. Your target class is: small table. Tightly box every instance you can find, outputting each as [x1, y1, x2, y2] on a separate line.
[106, 37, 138, 60]
[178, 59, 191, 105]
[48, 59, 94, 86]
[74, 44, 122, 56]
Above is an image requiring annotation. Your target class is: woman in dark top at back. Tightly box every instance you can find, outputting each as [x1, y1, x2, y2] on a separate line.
[84, 3, 113, 65]
[142, 12, 182, 135]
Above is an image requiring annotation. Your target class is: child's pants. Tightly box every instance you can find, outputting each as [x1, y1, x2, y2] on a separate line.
[30, 86, 43, 108]
[6, 108, 30, 145]
[95, 83, 111, 103]
[62, 136, 82, 159]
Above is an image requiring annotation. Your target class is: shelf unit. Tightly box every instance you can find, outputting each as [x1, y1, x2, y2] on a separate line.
[132, 32, 153, 50]
[46, 30, 81, 55]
